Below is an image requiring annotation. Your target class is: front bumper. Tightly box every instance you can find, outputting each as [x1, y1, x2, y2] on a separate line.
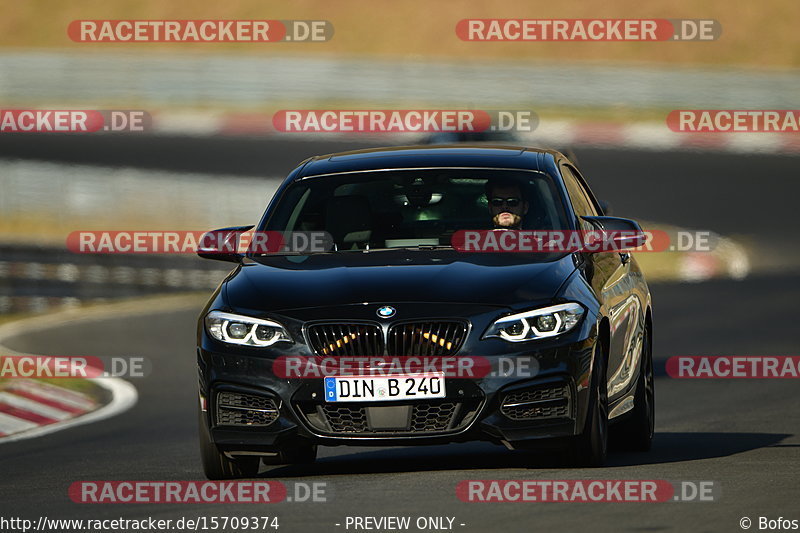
[198, 319, 598, 452]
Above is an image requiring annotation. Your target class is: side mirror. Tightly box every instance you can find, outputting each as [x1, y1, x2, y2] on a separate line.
[598, 200, 613, 216]
[197, 225, 254, 263]
[581, 216, 647, 250]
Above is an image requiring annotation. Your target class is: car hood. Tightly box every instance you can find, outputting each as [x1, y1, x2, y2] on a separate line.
[225, 250, 576, 312]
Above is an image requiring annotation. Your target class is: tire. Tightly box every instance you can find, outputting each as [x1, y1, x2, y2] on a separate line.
[199, 407, 260, 480]
[612, 325, 655, 452]
[569, 341, 609, 467]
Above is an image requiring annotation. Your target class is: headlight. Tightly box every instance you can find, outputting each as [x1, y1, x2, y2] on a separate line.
[204, 310, 292, 347]
[483, 303, 585, 342]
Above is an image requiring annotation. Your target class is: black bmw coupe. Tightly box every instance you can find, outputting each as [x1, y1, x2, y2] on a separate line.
[196, 145, 654, 478]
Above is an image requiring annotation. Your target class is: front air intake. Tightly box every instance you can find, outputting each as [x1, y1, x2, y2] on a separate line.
[501, 383, 572, 421]
[215, 391, 279, 427]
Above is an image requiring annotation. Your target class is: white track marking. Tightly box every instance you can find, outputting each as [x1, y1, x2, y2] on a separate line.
[0, 392, 74, 420]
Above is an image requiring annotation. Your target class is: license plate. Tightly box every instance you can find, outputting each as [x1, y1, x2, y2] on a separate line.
[324, 374, 445, 402]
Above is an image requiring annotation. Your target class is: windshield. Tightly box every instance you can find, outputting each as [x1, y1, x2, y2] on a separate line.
[261, 168, 570, 251]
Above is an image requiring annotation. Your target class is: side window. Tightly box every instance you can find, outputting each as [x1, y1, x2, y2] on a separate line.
[561, 165, 598, 224]
[568, 165, 604, 215]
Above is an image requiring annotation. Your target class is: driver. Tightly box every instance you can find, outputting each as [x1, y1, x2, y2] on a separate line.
[486, 179, 529, 230]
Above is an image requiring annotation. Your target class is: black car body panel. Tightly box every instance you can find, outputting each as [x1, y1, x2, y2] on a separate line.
[196, 145, 652, 461]
[227, 251, 576, 311]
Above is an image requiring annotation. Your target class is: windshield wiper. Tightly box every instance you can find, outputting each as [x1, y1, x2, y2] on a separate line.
[413, 244, 453, 250]
[357, 245, 454, 252]
[255, 244, 454, 255]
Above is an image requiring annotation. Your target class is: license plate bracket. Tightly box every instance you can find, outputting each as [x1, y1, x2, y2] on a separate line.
[366, 405, 412, 430]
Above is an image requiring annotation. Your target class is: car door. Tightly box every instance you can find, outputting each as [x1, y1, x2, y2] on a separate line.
[559, 162, 640, 402]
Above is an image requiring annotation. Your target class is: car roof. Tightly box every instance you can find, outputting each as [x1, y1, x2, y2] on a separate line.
[294, 144, 564, 179]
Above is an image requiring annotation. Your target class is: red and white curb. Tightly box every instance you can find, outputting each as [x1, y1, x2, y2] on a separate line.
[149, 112, 800, 155]
[676, 235, 751, 282]
[0, 315, 138, 444]
[0, 380, 96, 437]
[0, 375, 136, 444]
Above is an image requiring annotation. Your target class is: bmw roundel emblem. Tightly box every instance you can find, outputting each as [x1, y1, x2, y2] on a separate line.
[377, 306, 396, 319]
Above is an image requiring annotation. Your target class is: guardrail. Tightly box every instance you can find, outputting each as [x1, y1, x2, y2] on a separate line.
[1, 51, 798, 109]
[0, 244, 230, 315]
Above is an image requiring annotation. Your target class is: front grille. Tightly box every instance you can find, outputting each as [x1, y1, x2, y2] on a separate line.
[215, 391, 279, 427]
[387, 321, 467, 356]
[306, 321, 467, 356]
[320, 404, 369, 432]
[321, 401, 460, 433]
[307, 323, 382, 356]
[410, 402, 459, 431]
[299, 398, 480, 435]
[501, 384, 571, 421]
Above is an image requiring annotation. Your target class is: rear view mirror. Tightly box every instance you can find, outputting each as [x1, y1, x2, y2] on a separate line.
[581, 216, 647, 250]
[197, 225, 254, 263]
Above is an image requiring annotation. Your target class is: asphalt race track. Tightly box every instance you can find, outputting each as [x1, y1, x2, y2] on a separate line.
[1, 138, 799, 532]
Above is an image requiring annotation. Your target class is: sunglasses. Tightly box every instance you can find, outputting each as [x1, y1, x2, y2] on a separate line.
[490, 197, 522, 208]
